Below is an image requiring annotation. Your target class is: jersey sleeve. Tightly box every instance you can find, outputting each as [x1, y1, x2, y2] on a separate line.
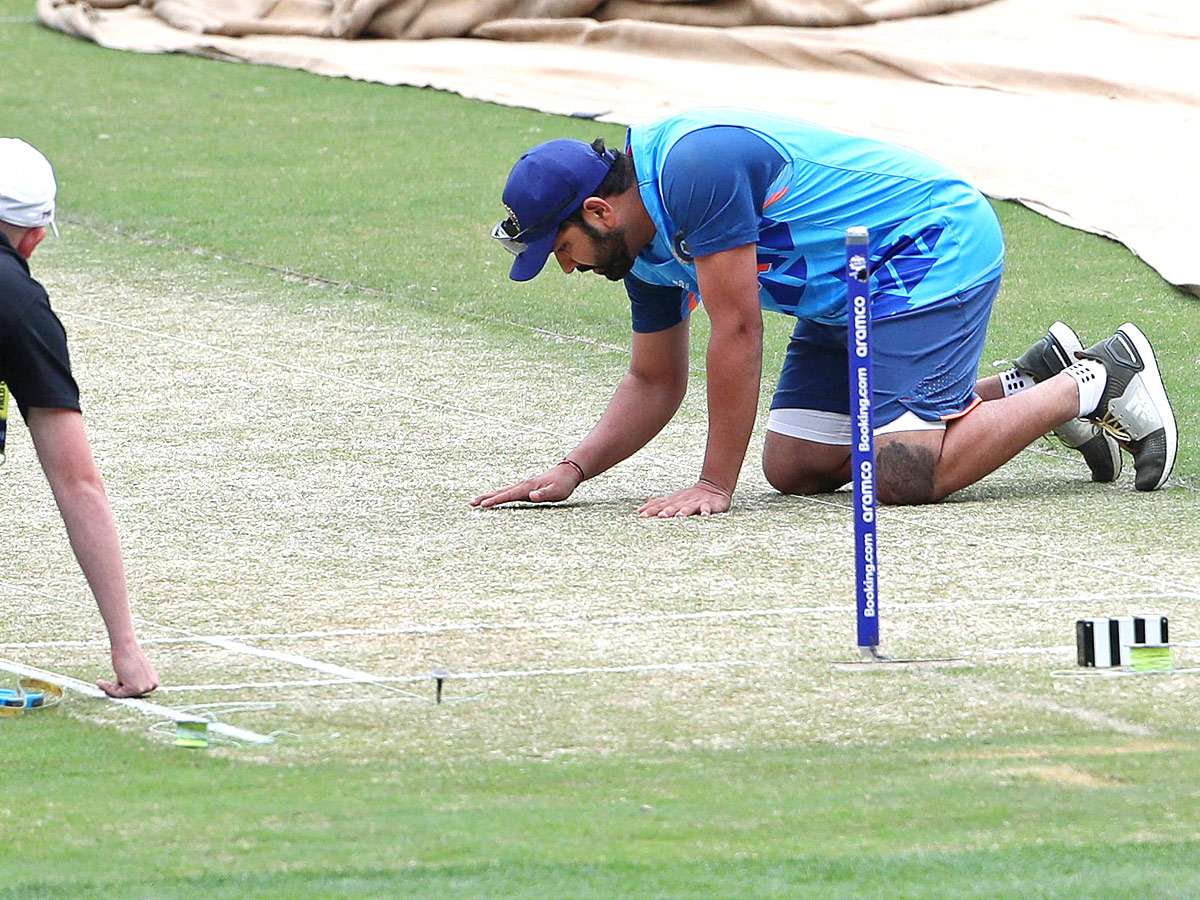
[660, 126, 786, 259]
[625, 272, 688, 334]
[2, 297, 81, 417]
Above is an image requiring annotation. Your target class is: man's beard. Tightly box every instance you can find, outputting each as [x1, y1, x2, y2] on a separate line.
[577, 219, 636, 281]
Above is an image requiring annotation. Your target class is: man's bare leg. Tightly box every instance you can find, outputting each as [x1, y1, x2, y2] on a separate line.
[974, 373, 1005, 402]
[763, 372, 1082, 504]
[977, 324, 1122, 483]
[877, 371, 1080, 503]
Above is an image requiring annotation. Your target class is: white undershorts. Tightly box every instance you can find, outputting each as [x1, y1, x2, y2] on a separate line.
[766, 408, 945, 445]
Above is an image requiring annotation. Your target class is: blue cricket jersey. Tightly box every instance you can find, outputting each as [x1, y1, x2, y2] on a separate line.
[623, 108, 1005, 333]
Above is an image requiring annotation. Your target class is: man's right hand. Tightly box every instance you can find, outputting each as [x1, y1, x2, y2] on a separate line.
[98, 641, 159, 698]
[470, 462, 584, 509]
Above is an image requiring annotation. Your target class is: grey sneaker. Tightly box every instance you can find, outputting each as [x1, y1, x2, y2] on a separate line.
[1076, 323, 1177, 491]
[1014, 322, 1122, 483]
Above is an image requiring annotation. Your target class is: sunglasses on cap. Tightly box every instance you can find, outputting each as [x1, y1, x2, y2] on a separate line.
[492, 138, 619, 259]
[490, 191, 578, 258]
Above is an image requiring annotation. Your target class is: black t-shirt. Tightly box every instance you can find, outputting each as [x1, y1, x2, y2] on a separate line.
[0, 231, 81, 419]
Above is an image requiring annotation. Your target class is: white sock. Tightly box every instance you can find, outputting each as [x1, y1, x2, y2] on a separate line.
[1000, 368, 1034, 396]
[1064, 360, 1107, 417]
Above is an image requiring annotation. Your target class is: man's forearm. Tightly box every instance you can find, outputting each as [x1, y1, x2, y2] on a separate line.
[569, 369, 686, 479]
[27, 408, 139, 649]
[54, 480, 139, 647]
[700, 326, 762, 494]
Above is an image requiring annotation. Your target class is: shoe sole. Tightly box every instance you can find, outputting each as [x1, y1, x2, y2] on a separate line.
[1115, 322, 1177, 490]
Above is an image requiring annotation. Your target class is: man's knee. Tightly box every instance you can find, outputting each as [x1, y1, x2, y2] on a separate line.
[762, 436, 850, 495]
[763, 460, 842, 495]
[875, 441, 939, 505]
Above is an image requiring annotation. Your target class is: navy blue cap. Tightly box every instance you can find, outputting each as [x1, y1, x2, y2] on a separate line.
[496, 138, 617, 282]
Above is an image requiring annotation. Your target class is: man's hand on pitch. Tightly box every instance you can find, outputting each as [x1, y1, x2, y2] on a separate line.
[638, 480, 732, 518]
[98, 643, 160, 698]
[470, 463, 584, 509]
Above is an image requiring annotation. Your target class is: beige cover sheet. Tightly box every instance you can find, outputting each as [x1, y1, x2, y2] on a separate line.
[38, 0, 1200, 296]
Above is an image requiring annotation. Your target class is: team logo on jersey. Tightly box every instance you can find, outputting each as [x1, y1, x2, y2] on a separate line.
[672, 230, 694, 263]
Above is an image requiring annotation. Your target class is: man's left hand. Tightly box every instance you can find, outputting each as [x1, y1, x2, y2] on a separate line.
[637, 480, 732, 518]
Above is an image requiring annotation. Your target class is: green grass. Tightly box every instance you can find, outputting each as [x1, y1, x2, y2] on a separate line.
[7, 3, 1196, 459]
[2, 3, 1199, 898]
[8, 714, 1200, 898]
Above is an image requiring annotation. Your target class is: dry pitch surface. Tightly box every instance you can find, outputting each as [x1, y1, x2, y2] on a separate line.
[2, 229, 1197, 764]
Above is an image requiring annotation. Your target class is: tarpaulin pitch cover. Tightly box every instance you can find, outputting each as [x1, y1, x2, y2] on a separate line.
[38, 0, 1200, 296]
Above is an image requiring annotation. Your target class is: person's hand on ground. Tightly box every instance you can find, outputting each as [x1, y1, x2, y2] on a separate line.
[98, 642, 159, 698]
[470, 462, 584, 509]
[637, 480, 732, 518]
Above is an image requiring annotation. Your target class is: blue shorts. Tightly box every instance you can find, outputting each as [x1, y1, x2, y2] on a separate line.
[769, 277, 1000, 428]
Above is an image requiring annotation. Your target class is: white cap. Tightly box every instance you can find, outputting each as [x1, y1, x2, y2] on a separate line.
[0, 138, 59, 237]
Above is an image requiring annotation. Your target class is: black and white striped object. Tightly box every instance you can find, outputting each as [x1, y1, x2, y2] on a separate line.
[1076, 616, 1169, 668]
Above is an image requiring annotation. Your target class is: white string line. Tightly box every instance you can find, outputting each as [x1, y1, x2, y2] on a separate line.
[156, 659, 764, 694]
[970, 645, 1074, 658]
[129, 642, 1200, 696]
[3, 590, 1191, 651]
[0, 578, 422, 701]
[979, 641, 1200, 658]
[192, 635, 424, 701]
[794, 492, 1199, 595]
[0, 657, 273, 743]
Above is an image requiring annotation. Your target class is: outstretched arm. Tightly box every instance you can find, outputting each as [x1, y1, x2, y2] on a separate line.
[637, 243, 763, 518]
[471, 319, 692, 508]
[26, 407, 159, 697]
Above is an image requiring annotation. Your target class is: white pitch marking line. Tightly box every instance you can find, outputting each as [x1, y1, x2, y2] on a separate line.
[0, 579, 408, 699]
[0, 658, 273, 744]
[0, 578, 408, 696]
[195, 635, 397, 684]
[156, 659, 764, 693]
[2, 591, 1194, 651]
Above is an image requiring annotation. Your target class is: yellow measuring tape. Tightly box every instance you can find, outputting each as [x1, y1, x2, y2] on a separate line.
[0, 678, 65, 717]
